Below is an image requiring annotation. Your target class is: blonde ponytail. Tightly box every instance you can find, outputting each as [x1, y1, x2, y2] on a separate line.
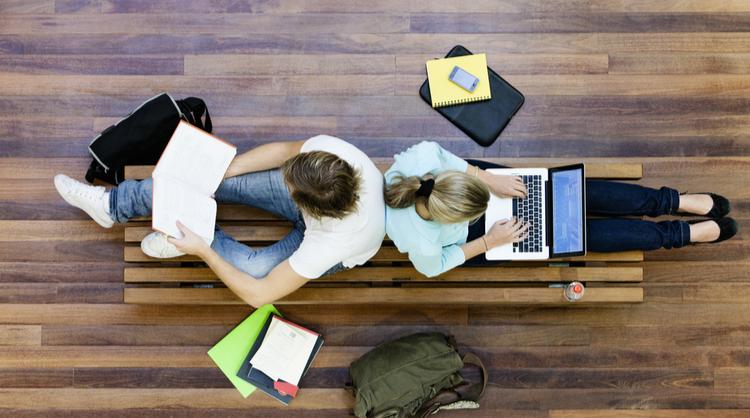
[384, 175, 422, 208]
[384, 171, 490, 224]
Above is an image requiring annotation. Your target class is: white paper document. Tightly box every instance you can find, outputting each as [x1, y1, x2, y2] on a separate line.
[151, 121, 236, 244]
[249, 316, 319, 385]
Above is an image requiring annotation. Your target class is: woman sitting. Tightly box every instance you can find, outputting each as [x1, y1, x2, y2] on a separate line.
[384, 141, 738, 278]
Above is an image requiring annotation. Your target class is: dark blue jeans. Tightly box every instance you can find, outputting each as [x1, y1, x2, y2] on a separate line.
[465, 160, 690, 255]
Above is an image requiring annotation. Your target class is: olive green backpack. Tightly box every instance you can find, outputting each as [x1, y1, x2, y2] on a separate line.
[348, 332, 487, 418]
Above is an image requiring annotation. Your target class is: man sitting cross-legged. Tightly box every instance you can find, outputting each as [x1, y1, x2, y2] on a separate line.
[54, 135, 385, 307]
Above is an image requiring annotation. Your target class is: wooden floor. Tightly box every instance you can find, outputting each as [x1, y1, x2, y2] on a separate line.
[1, 1, 749, 416]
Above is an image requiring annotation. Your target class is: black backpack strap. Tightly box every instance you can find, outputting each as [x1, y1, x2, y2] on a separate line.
[178, 97, 212, 132]
[416, 353, 487, 417]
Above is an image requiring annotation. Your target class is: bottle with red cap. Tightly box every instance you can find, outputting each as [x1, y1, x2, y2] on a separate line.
[564, 281, 585, 302]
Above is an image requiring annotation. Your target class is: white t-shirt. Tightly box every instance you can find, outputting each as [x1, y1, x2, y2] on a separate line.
[288, 135, 385, 279]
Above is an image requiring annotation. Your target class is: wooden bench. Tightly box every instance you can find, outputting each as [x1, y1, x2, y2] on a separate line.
[123, 159, 644, 305]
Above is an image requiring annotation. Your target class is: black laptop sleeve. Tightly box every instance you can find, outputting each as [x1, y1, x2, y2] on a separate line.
[419, 45, 525, 147]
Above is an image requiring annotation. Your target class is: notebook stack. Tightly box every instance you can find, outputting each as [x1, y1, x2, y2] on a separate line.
[207, 306, 324, 405]
[237, 314, 324, 405]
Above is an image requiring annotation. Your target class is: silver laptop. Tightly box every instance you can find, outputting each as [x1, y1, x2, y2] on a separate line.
[485, 164, 586, 260]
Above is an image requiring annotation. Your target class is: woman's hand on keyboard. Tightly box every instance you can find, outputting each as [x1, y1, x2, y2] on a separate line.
[482, 173, 528, 198]
[485, 217, 530, 248]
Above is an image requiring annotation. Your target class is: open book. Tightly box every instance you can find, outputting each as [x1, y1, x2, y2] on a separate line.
[152, 121, 236, 244]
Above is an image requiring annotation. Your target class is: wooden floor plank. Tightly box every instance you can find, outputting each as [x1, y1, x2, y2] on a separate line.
[551, 410, 750, 418]
[589, 324, 750, 347]
[41, 324, 591, 347]
[0, 14, 411, 35]
[469, 302, 750, 327]
[4, 387, 750, 410]
[0, 368, 73, 388]
[0, 75, 397, 96]
[609, 53, 750, 75]
[714, 367, 750, 390]
[0, 55, 184, 76]
[185, 54, 395, 76]
[0, 220, 121, 241]
[590, 0, 750, 13]
[0, 0, 53, 13]
[0, 262, 124, 283]
[409, 12, 750, 34]
[0, 282, 122, 304]
[0, 304, 468, 326]
[100, 0, 590, 14]
[0, 388, 352, 410]
[0, 325, 41, 346]
[0, 346, 214, 368]
[6, 33, 750, 56]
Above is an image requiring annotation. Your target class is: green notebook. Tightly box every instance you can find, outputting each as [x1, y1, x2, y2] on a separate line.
[208, 304, 280, 397]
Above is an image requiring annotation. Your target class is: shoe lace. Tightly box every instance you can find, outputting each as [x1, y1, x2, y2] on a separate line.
[71, 181, 105, 200]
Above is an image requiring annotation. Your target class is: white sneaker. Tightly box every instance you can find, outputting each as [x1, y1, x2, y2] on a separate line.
[54, 174, 114, 228]
[141, 232, 185, 258]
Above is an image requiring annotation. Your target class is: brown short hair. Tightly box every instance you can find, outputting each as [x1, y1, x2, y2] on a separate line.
[281, 151, 361, 219]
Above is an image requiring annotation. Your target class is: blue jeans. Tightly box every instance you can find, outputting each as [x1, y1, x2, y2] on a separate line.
[464, 160, 691, 256]
[110, 169, 346, 278]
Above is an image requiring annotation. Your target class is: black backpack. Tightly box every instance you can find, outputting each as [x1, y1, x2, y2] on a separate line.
[85, 93, 212, 185]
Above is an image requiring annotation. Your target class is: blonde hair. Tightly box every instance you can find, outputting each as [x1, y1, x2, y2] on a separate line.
[385, 171, 489, 223]
[281, 151, 361, 219]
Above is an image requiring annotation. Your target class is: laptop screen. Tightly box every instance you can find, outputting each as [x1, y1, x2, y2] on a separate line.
[551, 166, 585, 255]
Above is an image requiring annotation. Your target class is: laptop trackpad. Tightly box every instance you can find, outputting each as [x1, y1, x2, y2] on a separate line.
[484, 195, 513, 259]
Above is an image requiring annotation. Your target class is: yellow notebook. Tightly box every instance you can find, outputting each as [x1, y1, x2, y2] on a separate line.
[425, 53, 491, 108]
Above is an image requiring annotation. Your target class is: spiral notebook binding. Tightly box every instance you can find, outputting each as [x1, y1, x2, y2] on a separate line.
[435, 95, 491, 108]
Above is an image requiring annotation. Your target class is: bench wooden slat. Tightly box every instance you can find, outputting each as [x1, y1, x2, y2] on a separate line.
[124, 287, 644, 305]
[125, 161, 642, 181]
[124, 245, 412, 262]
[124, 266, 643, 283]
[123, 245, 644, 263]
[125, 224, 645, 264]
[134, 205, 281, 221]
[125, 226, 646, 262]
[125, 225, 294, 243]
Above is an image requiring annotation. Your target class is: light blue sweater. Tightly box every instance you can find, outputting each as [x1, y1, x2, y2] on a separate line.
[384, 141, 470, 277]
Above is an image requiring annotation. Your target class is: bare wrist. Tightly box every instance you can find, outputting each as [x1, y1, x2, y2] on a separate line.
[475, 166, 491, 183]
[196, 244, 212, 259]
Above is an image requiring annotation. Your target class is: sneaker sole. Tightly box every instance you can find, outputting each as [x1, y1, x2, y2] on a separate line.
[140, 235, 185, 259]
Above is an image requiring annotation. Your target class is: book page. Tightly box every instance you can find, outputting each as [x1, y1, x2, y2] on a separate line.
[249, 317, 318, 385]
[152, 175, 217, 244]
[153, 121, 237, 196]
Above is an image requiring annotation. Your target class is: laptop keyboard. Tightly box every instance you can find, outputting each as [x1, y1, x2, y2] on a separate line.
[512, 175, 543, 253]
